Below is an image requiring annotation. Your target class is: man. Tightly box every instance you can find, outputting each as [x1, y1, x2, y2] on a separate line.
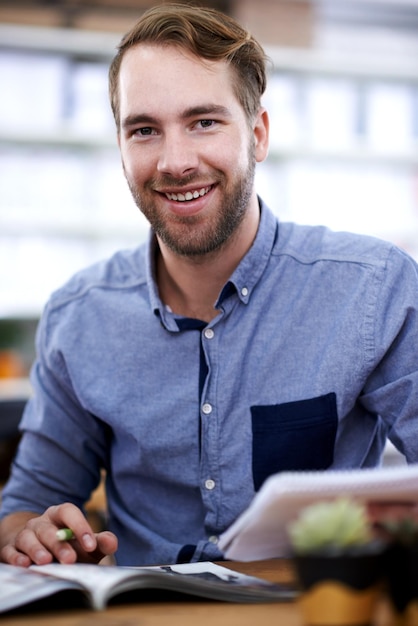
[1, 3, 417, 568]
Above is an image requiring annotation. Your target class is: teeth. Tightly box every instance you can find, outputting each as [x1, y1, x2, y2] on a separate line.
[165, 186, 210, 202]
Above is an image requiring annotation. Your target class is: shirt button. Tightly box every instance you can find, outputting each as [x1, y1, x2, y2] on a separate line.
[205, 479, 216, 490]
[202, 403, 212, 415]
[241, 287, 249, 297]
[208, 535, 219, 544]
[204, 328, 214, 339]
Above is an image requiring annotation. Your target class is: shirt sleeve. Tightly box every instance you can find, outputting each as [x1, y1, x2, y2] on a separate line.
[359, 244, 418, 462]
[0, 300, 108, 518]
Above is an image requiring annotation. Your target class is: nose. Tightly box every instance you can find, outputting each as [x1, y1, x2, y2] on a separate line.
[157, 131, 199, 177]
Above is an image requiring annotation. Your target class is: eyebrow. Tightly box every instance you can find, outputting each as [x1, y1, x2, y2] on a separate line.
[121, 104, 232, 130]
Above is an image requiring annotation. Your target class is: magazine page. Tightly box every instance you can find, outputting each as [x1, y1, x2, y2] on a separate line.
[31, 561, 296, 609]
[218, 464, 418, 561]
[0, 564, 83, 613]
[31, 562, 143, 610]
[137, 561, 296, 602]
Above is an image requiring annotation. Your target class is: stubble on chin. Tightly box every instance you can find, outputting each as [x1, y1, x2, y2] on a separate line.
[124, 150, 256, 258]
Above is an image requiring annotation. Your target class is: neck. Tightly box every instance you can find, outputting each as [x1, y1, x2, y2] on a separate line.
[156, 199, 260, 322]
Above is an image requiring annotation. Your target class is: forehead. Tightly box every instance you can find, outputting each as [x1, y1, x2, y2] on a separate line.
[118, 44, 242, 116]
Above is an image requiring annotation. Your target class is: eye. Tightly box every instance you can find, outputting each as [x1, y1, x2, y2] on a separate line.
[198, 119, 215, 129]
[136, 127, 154, 136]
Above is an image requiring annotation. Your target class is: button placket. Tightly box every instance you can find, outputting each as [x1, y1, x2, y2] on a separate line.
[201, 327, 214, 418]
[200, 322, 220, 531]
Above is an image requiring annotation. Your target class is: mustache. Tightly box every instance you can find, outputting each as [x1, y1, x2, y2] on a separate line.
[148, 173, 221, 190]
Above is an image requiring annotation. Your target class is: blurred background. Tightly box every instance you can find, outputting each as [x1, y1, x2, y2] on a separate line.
[0, 0, 417, 380]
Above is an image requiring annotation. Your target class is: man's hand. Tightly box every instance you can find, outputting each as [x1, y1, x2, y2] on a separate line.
[0, 503, 118, 567]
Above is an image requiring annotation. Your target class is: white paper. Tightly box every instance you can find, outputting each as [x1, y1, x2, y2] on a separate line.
[218, 464, 418, 561]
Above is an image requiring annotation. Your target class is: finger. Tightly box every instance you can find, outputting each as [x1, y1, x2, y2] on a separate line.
[367, 501, 418, 523]
[23, 510, 85, 564]
[70, 531, 118, 564]
[96, 531, 118, 556]
[1, 544, 33, 567]
[13, 525, 55, 566]
[45, 503, 98, 554]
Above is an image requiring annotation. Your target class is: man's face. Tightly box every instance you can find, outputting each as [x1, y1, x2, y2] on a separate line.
[118, 44, 268, 257]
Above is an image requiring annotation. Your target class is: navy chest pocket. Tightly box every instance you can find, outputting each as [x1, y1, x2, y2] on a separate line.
[251, 392, 337, 491]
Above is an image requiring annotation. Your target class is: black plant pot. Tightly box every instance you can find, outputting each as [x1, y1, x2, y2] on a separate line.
[293, 549, 385, 626]
[385, 542, 418, 626]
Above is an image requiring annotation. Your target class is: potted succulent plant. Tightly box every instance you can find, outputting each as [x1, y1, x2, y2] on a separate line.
[377, 513, 418, 626]
[288, 498, 386, 626]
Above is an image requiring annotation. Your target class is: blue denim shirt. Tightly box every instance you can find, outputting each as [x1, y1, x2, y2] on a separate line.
[2, 200, 418, 565]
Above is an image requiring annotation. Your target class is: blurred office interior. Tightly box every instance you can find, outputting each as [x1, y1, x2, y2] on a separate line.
[0, 0, 417, 376]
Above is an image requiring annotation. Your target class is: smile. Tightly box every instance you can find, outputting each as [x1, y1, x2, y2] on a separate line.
[165, 186, 211, 202]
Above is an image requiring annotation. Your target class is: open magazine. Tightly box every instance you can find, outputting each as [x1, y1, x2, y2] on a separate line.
[218, 463, 418, 561]
[0, 561, 296, 613]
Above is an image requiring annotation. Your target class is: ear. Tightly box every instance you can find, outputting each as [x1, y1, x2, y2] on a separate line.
[253, 107, 269, 163]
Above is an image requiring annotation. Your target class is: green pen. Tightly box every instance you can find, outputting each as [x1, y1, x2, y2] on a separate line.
[56, 528, 75, 541]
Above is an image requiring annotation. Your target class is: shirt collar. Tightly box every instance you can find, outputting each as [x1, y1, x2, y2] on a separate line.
[217, 198, 277, 307]
[146, 197, 278, 329]
[146, 234, 180, 332]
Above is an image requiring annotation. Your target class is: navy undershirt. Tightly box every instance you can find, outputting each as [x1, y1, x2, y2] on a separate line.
[174, 317, 207, 563]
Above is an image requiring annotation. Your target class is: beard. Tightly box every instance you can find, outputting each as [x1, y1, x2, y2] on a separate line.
[124, 145, 257, 258]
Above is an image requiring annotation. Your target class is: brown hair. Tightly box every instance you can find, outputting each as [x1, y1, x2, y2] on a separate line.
[109, 3, 268, 129]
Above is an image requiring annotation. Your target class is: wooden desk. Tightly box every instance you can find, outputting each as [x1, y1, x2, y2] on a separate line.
[0, 559, 394, 626]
